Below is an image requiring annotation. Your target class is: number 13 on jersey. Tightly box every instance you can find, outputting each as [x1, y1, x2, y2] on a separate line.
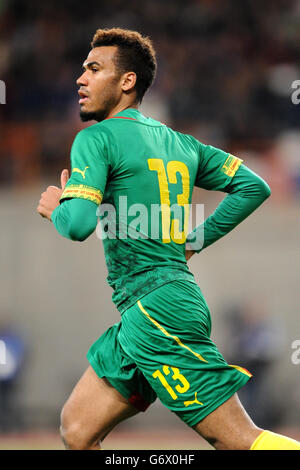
[148, 159, 190, 244]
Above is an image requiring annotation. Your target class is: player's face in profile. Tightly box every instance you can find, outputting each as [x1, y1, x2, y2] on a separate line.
[77, 46, 122, 122]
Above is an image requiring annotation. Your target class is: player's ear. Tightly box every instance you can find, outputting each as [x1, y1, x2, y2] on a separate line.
[121, 71, 137, 93]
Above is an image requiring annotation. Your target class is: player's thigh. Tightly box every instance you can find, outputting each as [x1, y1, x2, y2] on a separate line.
[193, 393, 262, 450]
[61, 365, 140, 445]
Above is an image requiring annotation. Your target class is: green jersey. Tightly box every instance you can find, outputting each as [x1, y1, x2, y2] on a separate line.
[58, 108, 243, 313]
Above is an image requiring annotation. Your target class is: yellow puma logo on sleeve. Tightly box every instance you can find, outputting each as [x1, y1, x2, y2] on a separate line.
[184, 392, 203, 407]
[72, 166, 89, 179]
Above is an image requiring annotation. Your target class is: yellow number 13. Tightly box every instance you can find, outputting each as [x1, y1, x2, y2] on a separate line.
[148, 159, 190, 244]
[152, 365, 190, 400]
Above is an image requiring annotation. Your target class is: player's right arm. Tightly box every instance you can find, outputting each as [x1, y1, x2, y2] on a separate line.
[186, 143, 271, 255]
[51, 127, 109, 242]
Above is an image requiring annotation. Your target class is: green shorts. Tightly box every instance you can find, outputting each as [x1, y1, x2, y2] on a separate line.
[87, 280, 252, 427]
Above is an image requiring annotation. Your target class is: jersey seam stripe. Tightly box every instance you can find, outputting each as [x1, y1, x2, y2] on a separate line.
[136, 300, 208, 363]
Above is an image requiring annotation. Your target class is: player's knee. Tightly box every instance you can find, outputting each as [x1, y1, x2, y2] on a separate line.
[60, 405, 83, 450]
[60, 423, 94, 450]
[60, 403, 99, 450]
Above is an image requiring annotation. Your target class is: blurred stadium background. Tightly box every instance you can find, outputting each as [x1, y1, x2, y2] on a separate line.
[1, 0, 300, 450]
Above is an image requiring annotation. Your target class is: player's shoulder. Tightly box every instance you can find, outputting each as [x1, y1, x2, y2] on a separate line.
[73, 122, 112, 146]
[75, 122, 112, 138]
[170, 127, 204, 153]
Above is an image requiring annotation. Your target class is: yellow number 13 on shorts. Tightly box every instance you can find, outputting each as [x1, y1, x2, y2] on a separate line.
[152, 365, 190, 400]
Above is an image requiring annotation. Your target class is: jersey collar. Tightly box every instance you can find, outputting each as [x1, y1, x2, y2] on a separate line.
[108, 108, 141, 121]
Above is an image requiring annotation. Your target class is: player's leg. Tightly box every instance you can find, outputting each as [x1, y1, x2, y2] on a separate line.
[60, 365, 140, 450]
[193, 392, 300, 450]
[193, 392, 261, 450]
[118, 280, 300, 450]
[60, 321, 156, 450]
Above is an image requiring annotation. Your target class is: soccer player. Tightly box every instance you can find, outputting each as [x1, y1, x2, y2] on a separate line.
[37, 28, 300, 450]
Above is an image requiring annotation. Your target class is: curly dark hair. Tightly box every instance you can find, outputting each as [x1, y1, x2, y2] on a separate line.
[91, 28, 157, 103]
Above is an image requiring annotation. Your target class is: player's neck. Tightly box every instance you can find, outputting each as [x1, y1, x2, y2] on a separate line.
[106, 101, 139, 119]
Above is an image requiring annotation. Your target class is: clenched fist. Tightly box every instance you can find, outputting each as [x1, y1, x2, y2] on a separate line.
[37, 169, 69, 221]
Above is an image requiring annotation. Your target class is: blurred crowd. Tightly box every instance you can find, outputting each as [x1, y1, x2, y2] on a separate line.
[0, 0, 300, 196]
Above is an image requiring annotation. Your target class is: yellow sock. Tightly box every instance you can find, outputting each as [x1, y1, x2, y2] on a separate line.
[251, 430, 300, 450]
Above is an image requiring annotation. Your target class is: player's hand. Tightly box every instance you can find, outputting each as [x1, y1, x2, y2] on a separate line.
[185, 249, 195, 261]
[37, 169, 69, 221]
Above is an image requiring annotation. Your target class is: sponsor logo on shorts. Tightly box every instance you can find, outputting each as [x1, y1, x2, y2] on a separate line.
[184, 392, 203, 407]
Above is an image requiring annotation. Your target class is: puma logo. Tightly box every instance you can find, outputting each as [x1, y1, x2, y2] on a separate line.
[72, 166, 89, 179]
[184, 392, 203, 407]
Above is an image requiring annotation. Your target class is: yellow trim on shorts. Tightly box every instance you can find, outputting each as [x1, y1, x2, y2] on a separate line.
[229, 364, 252, 378]
[137, 300, 208, 363]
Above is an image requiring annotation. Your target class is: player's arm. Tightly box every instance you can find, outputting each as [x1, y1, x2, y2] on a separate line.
[186, 144, 271, 256]
[38, 127, 108, 242]
[51, 198, 98, 241]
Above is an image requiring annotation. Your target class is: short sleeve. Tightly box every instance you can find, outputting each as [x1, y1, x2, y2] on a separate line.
[60, 127, 109, 206]
[195, 142, 243, 191]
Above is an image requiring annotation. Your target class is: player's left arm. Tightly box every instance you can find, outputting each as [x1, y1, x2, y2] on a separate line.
[186, 145, 271, 257]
